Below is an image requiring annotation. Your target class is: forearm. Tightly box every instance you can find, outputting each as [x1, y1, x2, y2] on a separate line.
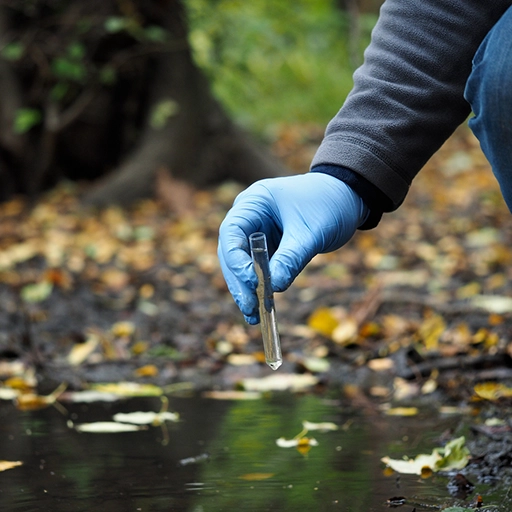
[312, 0, 511, 214]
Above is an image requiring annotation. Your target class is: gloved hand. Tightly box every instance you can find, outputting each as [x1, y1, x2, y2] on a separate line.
[218, 173, 368, 324]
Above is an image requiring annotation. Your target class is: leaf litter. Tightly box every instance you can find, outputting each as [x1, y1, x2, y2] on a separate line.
[0, 127, 511, 506]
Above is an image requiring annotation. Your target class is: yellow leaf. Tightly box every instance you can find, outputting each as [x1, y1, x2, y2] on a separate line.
[474, 382, 512, 401]
[0, 461, 22, 472]
[417, 312, 446, 351]
[381, 437, 469, 475]
[331, 318, 358, 346]
[134, 364, 159, 377]
[385, 407, 419, 417]
[307, 307, 340, 337]
[68, 335, 99, 366]
[111, 321, 135, 338]
[112, 411, 179, 425]
[90, 382, 163, 397]
[15, 383, 67, 411]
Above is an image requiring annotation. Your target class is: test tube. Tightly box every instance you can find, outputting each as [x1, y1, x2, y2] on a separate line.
[249, 232, 282, 370]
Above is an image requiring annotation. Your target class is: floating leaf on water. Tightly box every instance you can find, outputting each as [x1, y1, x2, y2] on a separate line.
[15, 383, 67, 411]
[242, 373, 318, 392]
[302, 420, 338, 432]
[111, 321, 135, 338]
[202, 390, 262, 400]
[239, 473, 275, 481]
[276, 437, 318, 448]
[331, 318, 358, 346]
[381, 436, 470, 475]
[0, 460, 23, 472]
[367, 358, 394, 372]
[112, 411, 179, 425]
[90, 382, 163, 397]
[73, 421, 145, 433]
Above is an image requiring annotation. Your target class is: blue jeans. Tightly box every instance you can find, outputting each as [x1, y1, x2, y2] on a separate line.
[465, 5, 512, 211]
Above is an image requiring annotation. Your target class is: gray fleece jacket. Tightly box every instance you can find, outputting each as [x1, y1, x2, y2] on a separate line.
[310, 0, 512, 228]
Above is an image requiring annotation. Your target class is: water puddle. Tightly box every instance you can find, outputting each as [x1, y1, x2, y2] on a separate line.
[0, 394, 509, 511]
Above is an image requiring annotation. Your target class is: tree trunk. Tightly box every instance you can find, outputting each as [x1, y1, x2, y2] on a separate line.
[0, 0, 287, 205]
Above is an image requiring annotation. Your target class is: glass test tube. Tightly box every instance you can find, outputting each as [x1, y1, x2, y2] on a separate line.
[249, 232, 282, 370]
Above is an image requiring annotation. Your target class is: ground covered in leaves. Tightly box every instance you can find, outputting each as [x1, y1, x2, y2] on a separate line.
[0, 127, 511, 489]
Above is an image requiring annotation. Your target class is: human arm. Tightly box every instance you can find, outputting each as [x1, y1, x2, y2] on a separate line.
[312, 0, 511, 223]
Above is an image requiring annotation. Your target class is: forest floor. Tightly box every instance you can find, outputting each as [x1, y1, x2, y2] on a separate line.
[0, 125, 511, 487]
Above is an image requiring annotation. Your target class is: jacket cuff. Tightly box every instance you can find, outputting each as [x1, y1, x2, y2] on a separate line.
[310, 164, 394, 229]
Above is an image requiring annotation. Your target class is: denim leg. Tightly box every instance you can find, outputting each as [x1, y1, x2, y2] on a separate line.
[464, 5, 512, 211]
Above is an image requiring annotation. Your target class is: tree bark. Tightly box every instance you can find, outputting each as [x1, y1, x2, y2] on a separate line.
[80, 0, 287, 206]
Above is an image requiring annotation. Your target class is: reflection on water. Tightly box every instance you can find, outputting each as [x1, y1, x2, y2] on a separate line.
[0, 393, 507, 511]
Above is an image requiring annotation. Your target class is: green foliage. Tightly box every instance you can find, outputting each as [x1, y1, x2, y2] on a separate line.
[185, 0, 376, 134]
[1, 42, 24, 61]
[149, 99, 180, 130]
[13, 108, 42, 133]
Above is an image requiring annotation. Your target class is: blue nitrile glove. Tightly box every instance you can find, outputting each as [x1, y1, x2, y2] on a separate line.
[218, 173, 369, 324]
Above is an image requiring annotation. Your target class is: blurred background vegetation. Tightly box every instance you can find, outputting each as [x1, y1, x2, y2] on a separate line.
[186, 0, 378, 135]
[0, 0, 381, 203]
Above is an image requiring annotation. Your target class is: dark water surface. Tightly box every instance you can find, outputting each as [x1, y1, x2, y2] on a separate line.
[0, 393, 508, 511]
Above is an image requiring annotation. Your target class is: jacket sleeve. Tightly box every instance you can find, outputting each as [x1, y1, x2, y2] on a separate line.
[311, 0, 512, 225]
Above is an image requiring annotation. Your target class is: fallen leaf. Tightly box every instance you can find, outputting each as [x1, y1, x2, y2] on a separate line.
[302, 420, 338, 432]
[381, 436, 470, 475]
[367, 358, 394, 372]
[73, 421, 145, 433]
[202, 390, 262, 400]
[60, 390, 122, 403]
[90, 382, 163, 397]
[474, 382, 512, 401]
[0, 387, 19, 400]
[470, 294, 512, 314]
[68, 335, 99, 366]
[331, 318, 358, 346]
[384, 407, 419, 417]
[21, 281, 53, 303]
[134, 364, 159, 377]
[112, 411, 179, 425]
[276, 437, 318, 448]
[307, 307, 340, 337]
[0, 460, 23, 472]
[417, 312, 446, 351]
[15, 383, 67, 411]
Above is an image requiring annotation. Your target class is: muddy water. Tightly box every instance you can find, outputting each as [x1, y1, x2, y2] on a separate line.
[0, 394, 508, 511]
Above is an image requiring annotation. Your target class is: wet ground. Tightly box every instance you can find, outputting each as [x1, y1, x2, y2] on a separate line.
[0, 127, 511, 506]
